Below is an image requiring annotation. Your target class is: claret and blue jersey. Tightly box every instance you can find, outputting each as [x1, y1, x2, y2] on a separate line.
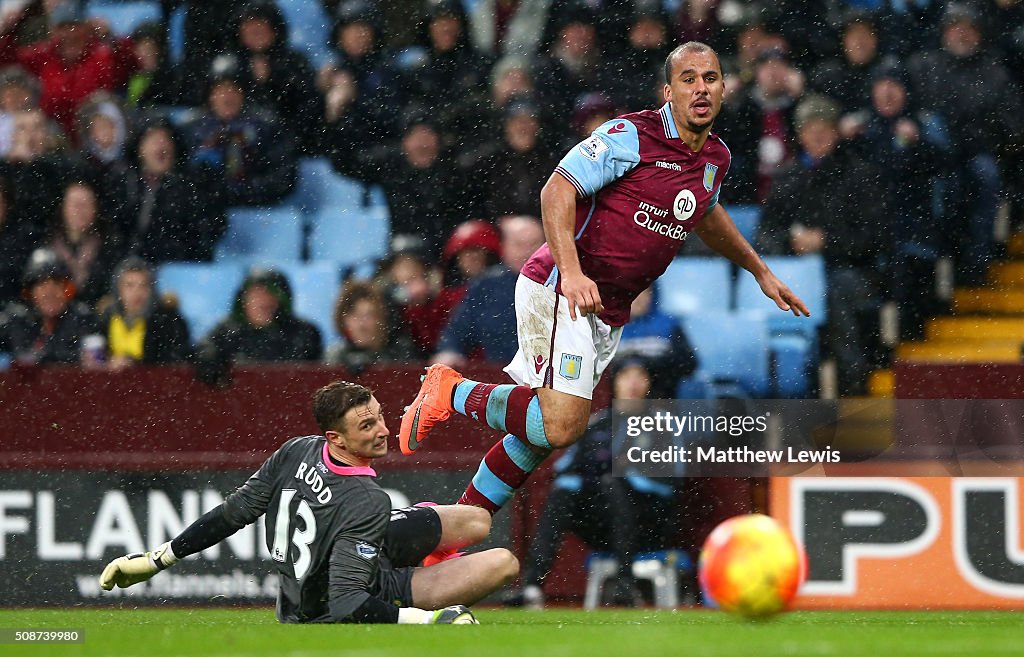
[521, 102, 732, 327]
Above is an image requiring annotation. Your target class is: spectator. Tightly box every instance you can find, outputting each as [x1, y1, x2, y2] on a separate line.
[716, 47, 803, 204]
[229, 1, 321, 154]
[461, 96, 557, 219]
[342, 110, 469, 259]
[123, 21, 181, 108]
[533, 4, 608, 139]
[322, 0, 399, 140]
[0, 65, 39, 157]
[400, 0, 491, 147]
[757, 95, 887, 396]
[907, 4, 1024, 285]
[0, 175, 36, 307]
[568, 92, 617, 146]
[616, 286, 698, 398]
[505, 358, 674, 609]
[675, 0, 721, 46]
[610, 4, 670, 111]
[75, 92, 130, 195]
[97, 256, 192, 368]
[469, 0, 552, 58]
[438, 218, 503, 306]
[1, 107, 83, 234]
[375, 248, 446, 354]
[325, 280, 417, 372]
[108, 120, 225, 263]
[321, 0, 424, 50]
[161, 0, 249, 103]
[183, 57, 296, 207]
[45, 180, 122, 307]
[876, 0, 944, 59]
[0, 5, 137, 136]
[434, 215, 543, 366]
[196, 268, 322, 382]
[0, 248, 97, 365]
[855, 62, 949, 340]
[810, 12, 883, 124]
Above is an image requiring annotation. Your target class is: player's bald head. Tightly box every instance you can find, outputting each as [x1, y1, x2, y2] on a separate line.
[665, 42, 721, 83]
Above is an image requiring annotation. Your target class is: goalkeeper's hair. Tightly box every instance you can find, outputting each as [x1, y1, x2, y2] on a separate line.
[664, 41, 720, 84]
[313, 380, 373, 433]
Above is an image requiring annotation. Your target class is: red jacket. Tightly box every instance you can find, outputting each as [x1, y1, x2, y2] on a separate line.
[0, 32, 136, 134]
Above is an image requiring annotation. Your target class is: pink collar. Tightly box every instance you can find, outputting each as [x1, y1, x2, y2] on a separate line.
[321, 442, 377, 477]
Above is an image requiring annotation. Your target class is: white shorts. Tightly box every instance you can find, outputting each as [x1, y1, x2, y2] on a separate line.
[504, 274, 623, 400]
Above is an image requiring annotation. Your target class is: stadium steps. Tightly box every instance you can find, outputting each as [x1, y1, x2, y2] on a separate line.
[925, 316, 1024, 341]
[952, 287, 1024, 314]
[1008, 232, 1024, 257]
[885, 231, 1024, 369]
[867, 369, 894, 398]
[896, 340, 1022, 363]
[989, 261, 1024, 286]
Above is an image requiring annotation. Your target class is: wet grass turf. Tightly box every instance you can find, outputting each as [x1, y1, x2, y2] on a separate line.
[1, 608, 1022, 657]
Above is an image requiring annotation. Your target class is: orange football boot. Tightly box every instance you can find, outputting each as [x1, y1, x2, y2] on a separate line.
[399, 364, 465, 455]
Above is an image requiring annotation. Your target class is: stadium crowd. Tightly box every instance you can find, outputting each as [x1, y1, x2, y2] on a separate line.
[0, 0, 1022, 398]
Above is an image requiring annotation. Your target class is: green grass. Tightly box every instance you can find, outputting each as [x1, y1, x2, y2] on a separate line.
[1, 608, 1022, 657]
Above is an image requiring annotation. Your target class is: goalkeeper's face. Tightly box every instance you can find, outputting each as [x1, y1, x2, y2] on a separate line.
[334, 396, 390, 461]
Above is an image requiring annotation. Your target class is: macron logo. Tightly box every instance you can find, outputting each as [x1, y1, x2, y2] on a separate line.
[607, 122, 627, 134]
[656, 160, 682, 171]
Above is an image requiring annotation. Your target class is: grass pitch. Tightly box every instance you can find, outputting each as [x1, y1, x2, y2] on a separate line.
[1, 608, 1021, 657]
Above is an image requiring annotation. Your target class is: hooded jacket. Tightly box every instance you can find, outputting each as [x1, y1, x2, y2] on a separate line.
[197, 269, 322, 370]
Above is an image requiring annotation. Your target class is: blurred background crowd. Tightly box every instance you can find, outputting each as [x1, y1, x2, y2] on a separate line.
[0, 0, 1022, 398]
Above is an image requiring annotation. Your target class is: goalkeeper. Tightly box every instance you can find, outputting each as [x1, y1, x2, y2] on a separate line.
[99, 380, 517, 624]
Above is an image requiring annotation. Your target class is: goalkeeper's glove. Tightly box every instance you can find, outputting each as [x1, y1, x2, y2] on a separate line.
[99, 541, 179, 591]
[397, 605, 479, 624]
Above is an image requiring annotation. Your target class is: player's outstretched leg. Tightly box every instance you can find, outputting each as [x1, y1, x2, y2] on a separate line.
[458, 434, 551, 513]
[400, 365, 554, 455]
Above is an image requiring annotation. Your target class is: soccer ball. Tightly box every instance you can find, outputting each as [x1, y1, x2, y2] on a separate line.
[698, 514, 804, 618]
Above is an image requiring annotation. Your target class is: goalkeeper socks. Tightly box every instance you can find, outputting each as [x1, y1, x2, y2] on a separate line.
[459, 434, 550, 514]
[452, 380, 551, 448]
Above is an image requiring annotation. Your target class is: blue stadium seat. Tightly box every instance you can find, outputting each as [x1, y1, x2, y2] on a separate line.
[274, 261, 343, 349]
[156, 263, 246, 341]
[167, 4, 185, 64]
[735, 255, 827, 335]
[681, 311, 771, 397]
[657, 257, 732, 317]
[86, 1, 161, 36]
[735, 255, 827, 397]
[308, 204, 389, 267]
[215, 206, 305, 262]
[728, 204, 761, 245]
[275, 0, 333, 68]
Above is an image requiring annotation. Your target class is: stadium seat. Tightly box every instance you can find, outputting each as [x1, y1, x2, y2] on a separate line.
[167, 4, 185, 64]
[308, 204, 389, 267]
[86, 1, 161, 37]
[735, 256, 827, 397]
[215, 206, 305, 263]
[735, 255, 827, 336]
[728, 205, 761, 245]
[657, 257, 733, 317]
[275, 0, 333, 68]
[681, 311, 771, 397]
[156, 263, 246, 341]
[583, 550, 692, 609]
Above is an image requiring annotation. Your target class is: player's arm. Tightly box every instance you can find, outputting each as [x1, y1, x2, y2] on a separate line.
[546, 120, 641, 320]
[99, 439, 295, 591]
[694, 204, 810, 317]
[541, 173, 601, 320]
